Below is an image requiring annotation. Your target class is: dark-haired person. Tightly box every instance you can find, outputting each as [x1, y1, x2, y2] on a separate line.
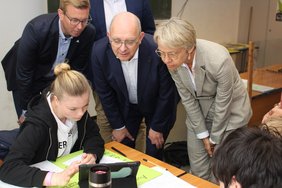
[0, 63, 104, 187]
[212, 126, 282, 188]
[1, 0, 95, 124]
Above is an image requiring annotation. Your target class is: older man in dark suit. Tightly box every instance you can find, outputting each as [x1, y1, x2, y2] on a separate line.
[1, 0, 95, 123]
[90, 12, 179, 159]
[89, 0, 156, 153]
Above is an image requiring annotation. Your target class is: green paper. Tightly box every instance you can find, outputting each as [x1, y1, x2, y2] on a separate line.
[48, 149, 162, 187]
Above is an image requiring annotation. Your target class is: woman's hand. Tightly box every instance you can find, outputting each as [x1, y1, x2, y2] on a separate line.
[80, 153, 97, 164]
[46, 161, 80, 186]
[202, 137, 215, 157]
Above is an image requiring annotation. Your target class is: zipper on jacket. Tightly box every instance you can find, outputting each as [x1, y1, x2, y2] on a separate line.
[79, 113, 88, 149]
[46, 128, 52, 160]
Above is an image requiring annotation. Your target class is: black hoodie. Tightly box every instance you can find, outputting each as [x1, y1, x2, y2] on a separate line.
[0, 91, 104, 187]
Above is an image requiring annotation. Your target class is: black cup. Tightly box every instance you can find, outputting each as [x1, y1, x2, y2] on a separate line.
[89, 165, 111, 188]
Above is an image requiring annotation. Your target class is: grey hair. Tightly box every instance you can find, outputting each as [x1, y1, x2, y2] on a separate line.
[154, 17, 196, 50]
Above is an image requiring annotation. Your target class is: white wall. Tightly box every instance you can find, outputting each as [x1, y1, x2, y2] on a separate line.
[172, 0, 281, 68]
[0, 1, 47, 129]
[238, 0, 270, 68]
[172, 0, 241, 43]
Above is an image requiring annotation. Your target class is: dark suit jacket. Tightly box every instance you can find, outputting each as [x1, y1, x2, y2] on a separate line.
[89, 0, 155, 41]
[91, 34, 178, 135]
[1, 13, 96, 110]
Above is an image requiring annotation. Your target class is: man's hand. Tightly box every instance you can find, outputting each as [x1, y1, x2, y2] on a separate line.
[202, 137, 215, 157]
[148, 128, 164, 149]
[112, 127, 134, 142]
[17, 114, 25, 126]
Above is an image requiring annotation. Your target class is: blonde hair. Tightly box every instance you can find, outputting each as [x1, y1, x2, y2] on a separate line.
[50, 63, 91, 100]
[154, 17, 196, 50]
[59, 0, 90, 13]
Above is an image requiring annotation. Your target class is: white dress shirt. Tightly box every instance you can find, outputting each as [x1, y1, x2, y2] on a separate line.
[104, 0, 127, 32]
[121, 49, 139, 104]
[182, 54, 211, 140]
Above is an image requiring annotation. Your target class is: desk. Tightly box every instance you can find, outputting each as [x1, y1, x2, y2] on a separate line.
[0, 142, 218, 188]
[223, 43, 249, 73]
[240, 65, 282, 126]
[180, 174, 219, 188]
[105, 141, 219, 188]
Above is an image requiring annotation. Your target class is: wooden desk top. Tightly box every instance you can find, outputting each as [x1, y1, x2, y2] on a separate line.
[180, 173, 219, 188]
[105, 141, 219, 188]
[105, 141, 185, 177]
[240, 65, 282, 98]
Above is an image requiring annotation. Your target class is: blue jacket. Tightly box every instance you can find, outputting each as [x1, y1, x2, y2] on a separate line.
[1, 13, 96, 110]
[91, 34, 179, 134]
[89, 0, 155, 41]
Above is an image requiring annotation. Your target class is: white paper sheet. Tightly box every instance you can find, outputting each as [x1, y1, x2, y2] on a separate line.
[241, 79, 274, 93]
[31, 160, 63, 172]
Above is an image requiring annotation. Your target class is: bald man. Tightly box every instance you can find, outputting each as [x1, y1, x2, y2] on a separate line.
[90, 12, 179, 159]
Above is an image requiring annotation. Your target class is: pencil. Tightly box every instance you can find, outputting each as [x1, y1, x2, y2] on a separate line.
[111, 146, 127, 157]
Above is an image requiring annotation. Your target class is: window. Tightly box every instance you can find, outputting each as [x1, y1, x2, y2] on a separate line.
[149, 0, 171, 20]
[47, 0, 59, 13]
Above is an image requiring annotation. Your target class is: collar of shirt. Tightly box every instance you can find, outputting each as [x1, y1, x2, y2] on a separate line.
[182, 52, 197, 91]
[181, 51, 196, 73]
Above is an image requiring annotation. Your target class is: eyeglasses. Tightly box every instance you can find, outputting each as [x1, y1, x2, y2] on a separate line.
[110, 38, 139, 48]
[155, 49, 182, 60]
[64, 13, 92, 26]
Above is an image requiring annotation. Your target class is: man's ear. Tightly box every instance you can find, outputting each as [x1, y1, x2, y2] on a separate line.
[230, 176, 242, 188]
[138, 32, 145, 44]
[58, 8, 64, 20]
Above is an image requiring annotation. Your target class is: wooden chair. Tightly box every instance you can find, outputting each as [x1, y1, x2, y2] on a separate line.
[247, 41, 254, 102]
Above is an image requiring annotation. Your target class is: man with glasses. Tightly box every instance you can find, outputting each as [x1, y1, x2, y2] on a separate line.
[2, 0, 95, 124]
[89, 0, 156, 153]
[90, 12, 179, 159]
[154, 17, 252, 182]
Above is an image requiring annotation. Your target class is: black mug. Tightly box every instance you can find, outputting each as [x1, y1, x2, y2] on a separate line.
[89, 165, 111, 188]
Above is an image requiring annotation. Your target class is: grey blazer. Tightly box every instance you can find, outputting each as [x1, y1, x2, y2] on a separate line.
[170, 39, 252, 143]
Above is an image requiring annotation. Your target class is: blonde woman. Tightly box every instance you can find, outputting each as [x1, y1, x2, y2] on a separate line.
[0, 63, 104, 187]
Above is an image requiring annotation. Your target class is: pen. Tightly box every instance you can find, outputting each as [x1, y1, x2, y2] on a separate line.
[111, 146, 127, 157]
[142, 158, 167, 170]
[176, 171, 187, 177]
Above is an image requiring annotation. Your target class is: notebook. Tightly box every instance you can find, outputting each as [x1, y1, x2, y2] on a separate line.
[79, 161, 140, 188]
